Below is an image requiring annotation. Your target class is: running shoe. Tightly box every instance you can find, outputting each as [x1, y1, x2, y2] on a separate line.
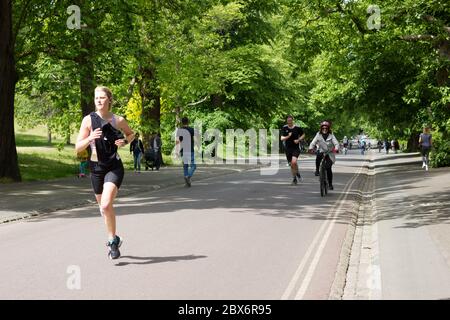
[107, 236, 122, 260]
[291, 177, 298, 185]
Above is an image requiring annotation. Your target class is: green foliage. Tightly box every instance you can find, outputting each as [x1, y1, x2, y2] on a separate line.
[283, 0, 449, 165]
[7, 0, 450, 176]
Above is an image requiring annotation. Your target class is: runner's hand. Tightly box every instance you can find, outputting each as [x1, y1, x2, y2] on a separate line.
[115, 139, 128, 147]
[88, 128, 102, 142]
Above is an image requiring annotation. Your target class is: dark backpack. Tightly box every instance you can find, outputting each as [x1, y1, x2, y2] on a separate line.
[90, 112, 124, 165]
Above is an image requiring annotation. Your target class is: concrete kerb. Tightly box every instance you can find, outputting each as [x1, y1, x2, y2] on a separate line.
[0, 163, 265, 225]
[329, 155, 373, 300]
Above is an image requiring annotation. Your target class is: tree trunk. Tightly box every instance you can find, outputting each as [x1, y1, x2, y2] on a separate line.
[139, 65, 161, 147]
[0, 0, 21, 182]
[78, 28, 95, 117]
[406, 132, 421, 152]
[211, 94, 224, 108]
[47, 126, 52, 144]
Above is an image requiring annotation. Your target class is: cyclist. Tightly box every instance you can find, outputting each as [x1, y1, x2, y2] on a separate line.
[281, 115, 305, 185]
[308, 121, 339, 190]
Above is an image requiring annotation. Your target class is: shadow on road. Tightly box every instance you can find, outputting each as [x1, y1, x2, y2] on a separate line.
[23, 169, 363, 226]
[115, 254, 207, 267]
[373, 165, 450, 228]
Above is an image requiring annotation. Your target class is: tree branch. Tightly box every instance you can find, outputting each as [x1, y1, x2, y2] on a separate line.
[400, 34, 436, 42]
[445, 26, 450, 35]
[43, 45, 77, 62]
[336, 3, 367, 35]
[186, 96, 208, 107]
[421, 14, 450, 36]
[120, 76, 137, 107]
[12, 0, 33, 46]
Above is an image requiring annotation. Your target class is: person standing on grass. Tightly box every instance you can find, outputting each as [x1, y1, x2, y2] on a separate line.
[75, 86, 134, 260]
[77, 148, 89, 178]
[130, 132, 144, 173]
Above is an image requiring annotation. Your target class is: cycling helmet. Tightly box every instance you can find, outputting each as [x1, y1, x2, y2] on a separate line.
[320, 121, 331, 129]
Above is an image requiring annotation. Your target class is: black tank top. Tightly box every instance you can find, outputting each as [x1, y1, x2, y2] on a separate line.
[90, 112, 124, 166]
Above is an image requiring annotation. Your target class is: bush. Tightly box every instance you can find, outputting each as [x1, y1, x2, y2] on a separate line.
[430, 131, 450, 168]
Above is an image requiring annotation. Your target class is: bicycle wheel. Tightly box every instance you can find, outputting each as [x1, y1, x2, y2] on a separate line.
[320, 165, 326, 197]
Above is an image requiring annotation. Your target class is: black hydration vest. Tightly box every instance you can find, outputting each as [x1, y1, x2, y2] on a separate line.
[90, 112, 124, 166]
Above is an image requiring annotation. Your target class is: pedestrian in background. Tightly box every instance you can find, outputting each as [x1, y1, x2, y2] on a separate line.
[176, 117, 199, 187]
[151, 133, 163, 171]
[384, 138, 390, 154]
[77, 149, 89, 178]
[130, 133, 144, 173]
[419, 126, 433, 171]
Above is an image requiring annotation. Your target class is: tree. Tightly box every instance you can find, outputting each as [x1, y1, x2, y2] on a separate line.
[0, 0, 21, 181]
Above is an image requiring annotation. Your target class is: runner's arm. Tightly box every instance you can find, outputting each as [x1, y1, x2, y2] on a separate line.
[116, 116, 134, 147]
[280, 130, 291, 141]
[294, 132, 306, 144]
[75, 116, 101, 153]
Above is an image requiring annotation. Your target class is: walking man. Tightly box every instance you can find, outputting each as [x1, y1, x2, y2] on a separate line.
[176, 117, 199, 187]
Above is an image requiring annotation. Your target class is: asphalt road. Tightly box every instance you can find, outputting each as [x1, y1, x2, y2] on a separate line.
[0, 151, 368, 299]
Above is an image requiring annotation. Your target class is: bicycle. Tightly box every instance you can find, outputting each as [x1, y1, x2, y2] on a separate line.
[310, 141, 337, 197]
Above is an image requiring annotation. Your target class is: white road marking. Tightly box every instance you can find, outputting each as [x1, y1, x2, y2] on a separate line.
[294, 166, 364, 299]
[281, 164, 364, 300]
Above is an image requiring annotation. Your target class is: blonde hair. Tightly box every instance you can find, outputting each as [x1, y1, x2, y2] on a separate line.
[95, 86, 113, 110]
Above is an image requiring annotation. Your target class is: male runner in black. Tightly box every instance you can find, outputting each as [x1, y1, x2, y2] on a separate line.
[281, 115, 305, 185]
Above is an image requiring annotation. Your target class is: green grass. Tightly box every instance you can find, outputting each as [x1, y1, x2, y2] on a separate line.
[18, 151, 79, 181]
[14, 124, 173, 182]
[15, 133, 55, 147]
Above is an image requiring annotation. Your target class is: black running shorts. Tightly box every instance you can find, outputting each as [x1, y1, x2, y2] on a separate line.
[421, 146, 431, 157]
[285, 148, 300, 163]
[89, 159, 124, 195]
